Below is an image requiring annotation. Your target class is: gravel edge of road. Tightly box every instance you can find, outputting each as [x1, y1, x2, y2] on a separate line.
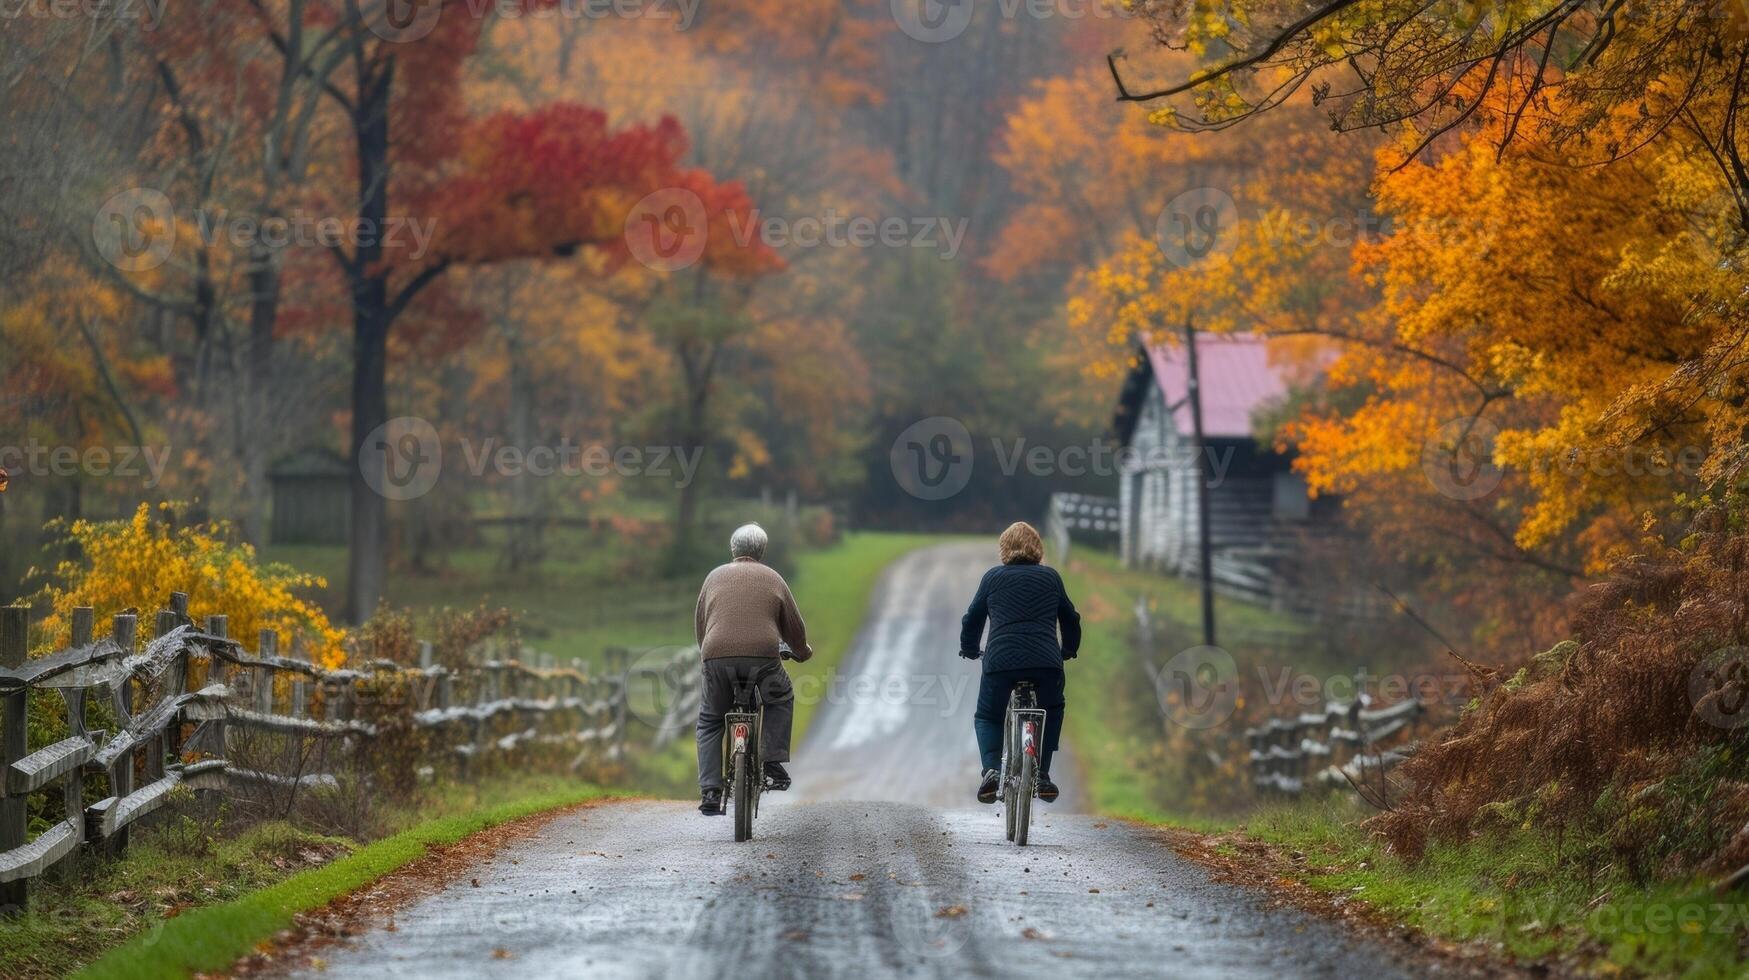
[223, 797, 630, 978]
[1143, 821, 1562, 979]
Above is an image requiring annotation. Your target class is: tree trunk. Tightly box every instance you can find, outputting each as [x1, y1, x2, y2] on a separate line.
[346, 70, 393, 624]
[240, 246, 281, 546]
[504, 334, 544, 572]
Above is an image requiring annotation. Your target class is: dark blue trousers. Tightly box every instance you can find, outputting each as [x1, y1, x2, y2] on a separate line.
[973, 667, 1065, 775]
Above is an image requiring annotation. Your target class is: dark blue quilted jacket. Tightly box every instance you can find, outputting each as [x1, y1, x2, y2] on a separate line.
[959, 562, 1081, 672]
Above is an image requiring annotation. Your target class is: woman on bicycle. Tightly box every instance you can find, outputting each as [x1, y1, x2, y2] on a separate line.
[959, 521, 1081, 804]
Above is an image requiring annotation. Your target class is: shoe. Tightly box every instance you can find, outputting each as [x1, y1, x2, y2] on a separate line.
[699, 788, 725, 816]
[1037, 774, 1059, 803]
[977, 769, 1000, 804]
[764, 762, 791, 791]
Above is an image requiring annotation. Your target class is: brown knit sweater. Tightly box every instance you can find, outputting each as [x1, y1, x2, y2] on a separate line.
[694, 558, 814, 662]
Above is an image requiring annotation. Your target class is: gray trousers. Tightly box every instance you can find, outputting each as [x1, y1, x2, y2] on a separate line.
[696, 656, 795, 791]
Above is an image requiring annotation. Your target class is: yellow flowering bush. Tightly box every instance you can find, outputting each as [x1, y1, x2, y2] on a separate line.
[33, 503, 345, 667]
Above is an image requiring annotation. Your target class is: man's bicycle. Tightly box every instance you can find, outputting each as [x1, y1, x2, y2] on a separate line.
[1000, 681, 1046, 846]
[721, 644, 797, 842]
[723, 687, 764, 842]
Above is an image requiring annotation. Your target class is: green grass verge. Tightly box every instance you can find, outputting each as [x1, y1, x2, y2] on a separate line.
[71, 781, 611, 980]
[1055, 547, 1304, 827]
[1237, 796, 1743, 979]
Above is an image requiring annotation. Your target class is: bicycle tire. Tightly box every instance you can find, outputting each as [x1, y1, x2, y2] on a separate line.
[733, 751, 753, 842]
[1002, 712, 1018, 841]
[1015, 749, 1035, 847]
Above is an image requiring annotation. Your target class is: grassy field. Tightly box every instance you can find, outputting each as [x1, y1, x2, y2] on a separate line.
[267, 526, 696, 667]
[0, 775, 612, 980]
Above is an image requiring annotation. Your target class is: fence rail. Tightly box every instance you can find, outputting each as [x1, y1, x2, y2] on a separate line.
[1244, 696, 1424, 797]
[0, 595, 697, 914]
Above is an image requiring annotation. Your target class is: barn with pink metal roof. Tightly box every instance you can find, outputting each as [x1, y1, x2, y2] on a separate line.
[1111, 333, 1338, 609]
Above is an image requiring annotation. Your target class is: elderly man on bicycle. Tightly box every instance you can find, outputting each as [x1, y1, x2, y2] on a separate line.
[693, 523, 813, 816]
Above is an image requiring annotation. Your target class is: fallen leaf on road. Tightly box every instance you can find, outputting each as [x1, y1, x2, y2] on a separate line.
[936, 905, 968, 919]
[849, 873, 866, 881]
[492, 948, 514, 960]
[1021, 927, 1048, 940]
[1088, 888, 1100, 894]
[782, 930, 809, 941]
[1093, 822, 1108, 829]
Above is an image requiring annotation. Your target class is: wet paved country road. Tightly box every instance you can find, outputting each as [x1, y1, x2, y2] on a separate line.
[283, 543, 1419, 979]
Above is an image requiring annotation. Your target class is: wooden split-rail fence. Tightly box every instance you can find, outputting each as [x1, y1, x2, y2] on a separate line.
[1245, 696, 1424, 796]
[0, 594, 700, 914]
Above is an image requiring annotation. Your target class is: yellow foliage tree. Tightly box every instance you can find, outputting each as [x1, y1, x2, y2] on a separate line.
[33, 504, 344, 666]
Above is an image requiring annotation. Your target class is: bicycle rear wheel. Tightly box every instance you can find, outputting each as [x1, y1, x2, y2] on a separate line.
[1014, 750, 1035, 847]
[732, 751, 753, 842]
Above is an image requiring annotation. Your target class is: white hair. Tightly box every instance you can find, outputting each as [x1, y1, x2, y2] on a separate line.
[729, 523, 768, 561]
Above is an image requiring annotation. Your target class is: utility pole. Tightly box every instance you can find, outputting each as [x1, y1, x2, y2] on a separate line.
[1183, 320, 1218, 648]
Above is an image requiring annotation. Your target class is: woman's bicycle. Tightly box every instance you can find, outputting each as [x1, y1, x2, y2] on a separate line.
[1000, 681, 1047, 846]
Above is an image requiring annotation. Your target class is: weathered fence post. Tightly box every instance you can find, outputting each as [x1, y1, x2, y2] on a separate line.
[287, 636, 308, 779]
[53, 609, 95, 881]
[148, 605, 181, 782]
[205, 615, 228, 759]
[1, 605, 30, 913]
[107, 613, 137, 857]
[606, 647, 629, 758]
[256, 630, 278, 714]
